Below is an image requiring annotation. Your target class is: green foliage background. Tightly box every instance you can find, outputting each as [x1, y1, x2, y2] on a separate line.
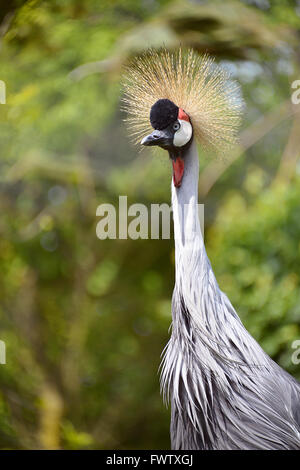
[0, 0, 299, 449]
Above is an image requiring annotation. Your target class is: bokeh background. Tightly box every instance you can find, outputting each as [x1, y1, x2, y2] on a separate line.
[0, 0, 300, 450]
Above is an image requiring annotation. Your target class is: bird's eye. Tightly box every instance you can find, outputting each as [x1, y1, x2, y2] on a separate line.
[173, 122, 180, 131]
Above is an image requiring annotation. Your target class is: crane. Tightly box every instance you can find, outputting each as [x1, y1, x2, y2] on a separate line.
[122, 48, 300, 450]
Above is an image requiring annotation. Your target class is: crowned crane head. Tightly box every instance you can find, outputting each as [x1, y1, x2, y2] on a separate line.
[141, 98, 193, 187]
[141, 98, 193, 188]
[141, 98, 193, 151]
[122, 48, 242, 187]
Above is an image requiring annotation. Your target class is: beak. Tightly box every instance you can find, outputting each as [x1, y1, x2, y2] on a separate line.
[141, 129, 173, 147]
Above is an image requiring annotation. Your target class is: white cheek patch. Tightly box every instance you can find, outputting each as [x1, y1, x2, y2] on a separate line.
[173, 119, 192, 147]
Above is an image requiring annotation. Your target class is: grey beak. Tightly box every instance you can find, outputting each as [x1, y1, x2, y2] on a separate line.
[141, 129, 173, 147]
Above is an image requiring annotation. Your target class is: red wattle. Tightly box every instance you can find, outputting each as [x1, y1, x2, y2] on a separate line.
[178, 108, 190, 122]
[172, 157, 184, 188]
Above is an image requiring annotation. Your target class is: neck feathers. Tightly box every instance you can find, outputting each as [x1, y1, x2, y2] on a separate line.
[172, 139, 202, 249]
[162, 139, 299, 451]
[171, 140, 205, 287]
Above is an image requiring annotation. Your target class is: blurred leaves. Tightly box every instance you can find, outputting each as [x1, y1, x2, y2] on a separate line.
[86, 260, 119, 297]
[70, 0, 297, 78]
[208, 178, 300, 373]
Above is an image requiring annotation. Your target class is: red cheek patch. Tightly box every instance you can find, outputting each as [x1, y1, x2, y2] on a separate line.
[172, 157, 185, 188]
[178, 108, 190, 122]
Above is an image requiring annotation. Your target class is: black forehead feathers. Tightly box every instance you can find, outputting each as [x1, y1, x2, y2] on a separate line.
[150, 99, 179, 130]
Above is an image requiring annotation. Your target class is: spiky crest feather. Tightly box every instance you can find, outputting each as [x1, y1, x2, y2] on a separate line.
[122, 48, 242, 156]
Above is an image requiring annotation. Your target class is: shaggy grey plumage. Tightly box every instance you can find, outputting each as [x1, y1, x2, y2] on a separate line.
[160, 139, 300, 450]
